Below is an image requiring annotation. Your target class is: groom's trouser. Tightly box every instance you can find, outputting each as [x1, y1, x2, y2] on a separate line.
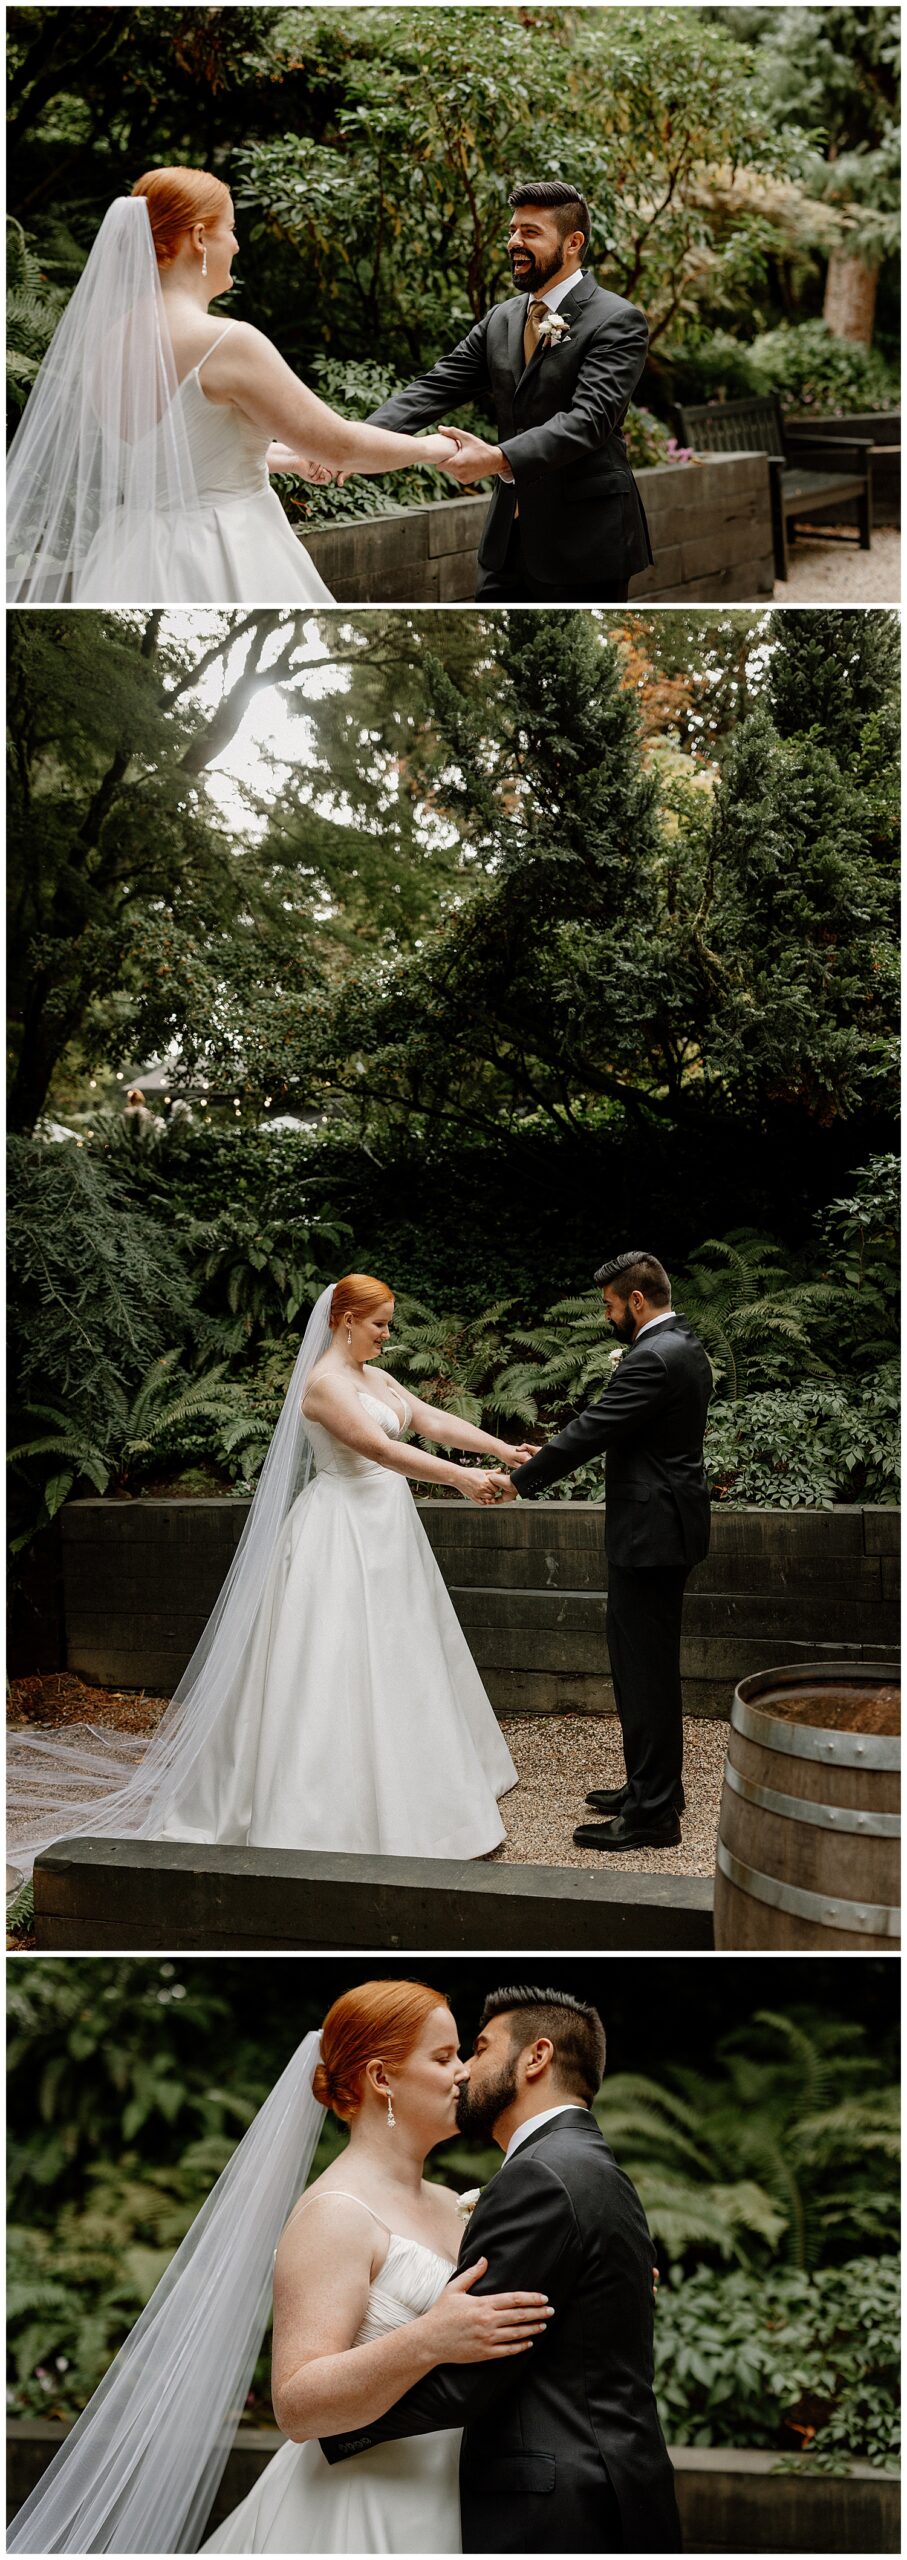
[476, 519, 629, 604]
[606, 1563, 688, 1822]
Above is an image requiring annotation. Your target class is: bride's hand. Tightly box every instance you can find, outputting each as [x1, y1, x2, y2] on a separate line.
[454, 1468, 499, 1506]
[420, 2258, 553, 2363]
[267, 443, 334, 482]
[410, 429, 464, 469]
[493, 1441, 544, 1466]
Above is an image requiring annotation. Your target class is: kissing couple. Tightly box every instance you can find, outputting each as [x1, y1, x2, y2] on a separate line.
[7, 169, 651, 607]
[8, 1255, 713, 1879]
[10, 1977, 681, 2555]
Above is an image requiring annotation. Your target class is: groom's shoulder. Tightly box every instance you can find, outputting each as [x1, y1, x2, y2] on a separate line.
[586, 279, 647, 331]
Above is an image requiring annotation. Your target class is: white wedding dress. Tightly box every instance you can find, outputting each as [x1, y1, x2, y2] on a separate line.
[77, 324, 334, 605]
[205, 2214, 462, 2555]
[160, 1388, 517, 1858]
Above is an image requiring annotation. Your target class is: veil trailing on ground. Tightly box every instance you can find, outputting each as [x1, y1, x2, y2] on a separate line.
[7, 1284, 335, 1880]
[9, 2029, 326, 2553]
[6, 196, 199, 602]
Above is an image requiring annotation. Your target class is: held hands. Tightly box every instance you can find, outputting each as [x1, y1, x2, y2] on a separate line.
[437, 428, 508, 485]
[422, 2258, 553, 2363]
[266, 443, 335, 482]
[485, 1472, 518, 1504]
[335, 429, 463, 491]
[455, 1469, 503, 1507]
[494, 1442, 542, 1467]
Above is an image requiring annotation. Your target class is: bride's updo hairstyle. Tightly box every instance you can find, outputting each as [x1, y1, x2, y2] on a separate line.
[313, 1978, 447, 2121]
[329, 1274, 393, 1331]
[132, 168, 231, 267]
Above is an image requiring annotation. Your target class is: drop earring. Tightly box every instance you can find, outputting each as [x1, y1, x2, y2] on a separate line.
[386, 2091, 396, 2129]
[201, 245, 208, 278]
[346, 1318, 353, 1347]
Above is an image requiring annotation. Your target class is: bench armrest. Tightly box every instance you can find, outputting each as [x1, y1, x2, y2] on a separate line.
[783, 429, 875, 466]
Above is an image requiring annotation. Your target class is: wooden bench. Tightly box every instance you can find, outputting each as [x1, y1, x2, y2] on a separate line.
[675, 394, 873, 580]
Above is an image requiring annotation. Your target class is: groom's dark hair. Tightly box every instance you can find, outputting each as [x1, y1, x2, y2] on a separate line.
[479, 1984, 605, 2102]
[510, 180, 591, 252]
[594, 1251, 671, 1306]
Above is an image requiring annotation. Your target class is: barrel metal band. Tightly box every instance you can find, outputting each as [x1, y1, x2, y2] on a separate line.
[724, 1760, 901, 1838]
[731, 1695, 901, 1772]
[715, 1838, 900, 1938]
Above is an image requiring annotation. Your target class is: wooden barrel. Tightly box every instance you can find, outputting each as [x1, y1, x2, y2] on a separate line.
[714, 1662, 900, 1950]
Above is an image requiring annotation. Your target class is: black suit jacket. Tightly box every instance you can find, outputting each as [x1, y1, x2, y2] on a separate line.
[367, 276, 653, 584]
[511, 1314, 713, 1570]
[321, 2110, 680, 2554]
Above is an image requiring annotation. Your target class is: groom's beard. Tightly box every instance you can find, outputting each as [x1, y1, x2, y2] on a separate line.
[456, 2057, 520, 2140]
[609, 1311, 637, 1345]
[508, 244, 570, 297]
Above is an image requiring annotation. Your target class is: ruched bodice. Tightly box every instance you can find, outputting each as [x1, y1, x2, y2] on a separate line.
[172, 368, 272, 502]
[357, 2230, 455, 2337]
[302, 1387, 412, 1481]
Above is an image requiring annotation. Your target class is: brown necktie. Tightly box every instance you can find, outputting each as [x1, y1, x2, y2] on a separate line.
[522, 297, 549, 370]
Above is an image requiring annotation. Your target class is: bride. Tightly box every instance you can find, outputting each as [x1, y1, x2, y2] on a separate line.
[6, 166, 461, 604]
[10, 1978, 552, 2554]
[8, 1276, 535, 1874]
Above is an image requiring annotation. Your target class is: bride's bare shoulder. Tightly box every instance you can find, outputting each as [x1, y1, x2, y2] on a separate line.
[276, 2178, 383, 2267]
[301, 1356, 344, 1415]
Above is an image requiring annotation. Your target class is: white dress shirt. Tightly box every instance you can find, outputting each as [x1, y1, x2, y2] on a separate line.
[504, 2101, 586, 2161]
[634, 1310, 675, 1339]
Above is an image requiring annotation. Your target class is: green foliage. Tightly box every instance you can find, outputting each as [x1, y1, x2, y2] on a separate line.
[5, 218, 79, 413]
[668, 320, 898, 413]
[653, 2256, 900, 2467]
[749, 319, 899, 412]
[706, 1364, 900, 1508]
[595, 2009, 901, 2273]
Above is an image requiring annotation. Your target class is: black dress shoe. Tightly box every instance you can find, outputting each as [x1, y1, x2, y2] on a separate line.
[585, 1785, 686, 1817]
[573, 1813, 683, 1852]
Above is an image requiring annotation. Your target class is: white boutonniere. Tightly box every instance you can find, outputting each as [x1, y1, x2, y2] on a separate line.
[536, 311, 571, 346]
[456, 2187, 482, 2219]
[608, 1347, 627, 1375]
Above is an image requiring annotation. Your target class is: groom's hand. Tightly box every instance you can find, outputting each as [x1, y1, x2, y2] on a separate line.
[438, 428, 507, 484]
[486, 1471, 518, 1502]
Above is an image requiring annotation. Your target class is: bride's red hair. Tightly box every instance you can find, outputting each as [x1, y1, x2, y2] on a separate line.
[313, 1979, 448, 2121]
[132, 167, 231, 267]
[329, 1274, 394, 1330]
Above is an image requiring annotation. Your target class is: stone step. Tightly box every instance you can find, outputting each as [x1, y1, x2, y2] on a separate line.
[31, 1836, 714, 1953]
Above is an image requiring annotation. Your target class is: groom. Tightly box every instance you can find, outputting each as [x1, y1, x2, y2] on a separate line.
[492, 1252, 713, 1851]
[322, 1983, 681, 2553]
[361, 179, 653, 603]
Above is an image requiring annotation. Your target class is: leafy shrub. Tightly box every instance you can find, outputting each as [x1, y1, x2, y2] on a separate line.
[706, 1367, 900, 1508]
[653, 2256, 900, 2467]
[665, 322, 898, 417]
[748, 320, 899, 414]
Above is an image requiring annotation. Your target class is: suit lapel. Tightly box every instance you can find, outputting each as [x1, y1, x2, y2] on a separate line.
[507, 292, 530, 384]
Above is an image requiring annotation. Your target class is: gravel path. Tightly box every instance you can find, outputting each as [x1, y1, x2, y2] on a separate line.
[8, 1680, 726, 1881]
[493, 1714, 726, 1875]
[775, 524, 900, 601]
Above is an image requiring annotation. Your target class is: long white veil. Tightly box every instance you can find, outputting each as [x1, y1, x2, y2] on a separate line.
[8, 2028, 326, 2553]
[6, 196, 199, 602]
[7, 1284, 335, 1879]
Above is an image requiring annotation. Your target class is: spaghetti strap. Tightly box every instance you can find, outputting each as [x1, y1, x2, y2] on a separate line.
[281, 2188, 392, 2243]
[196, 323, 235, 376]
